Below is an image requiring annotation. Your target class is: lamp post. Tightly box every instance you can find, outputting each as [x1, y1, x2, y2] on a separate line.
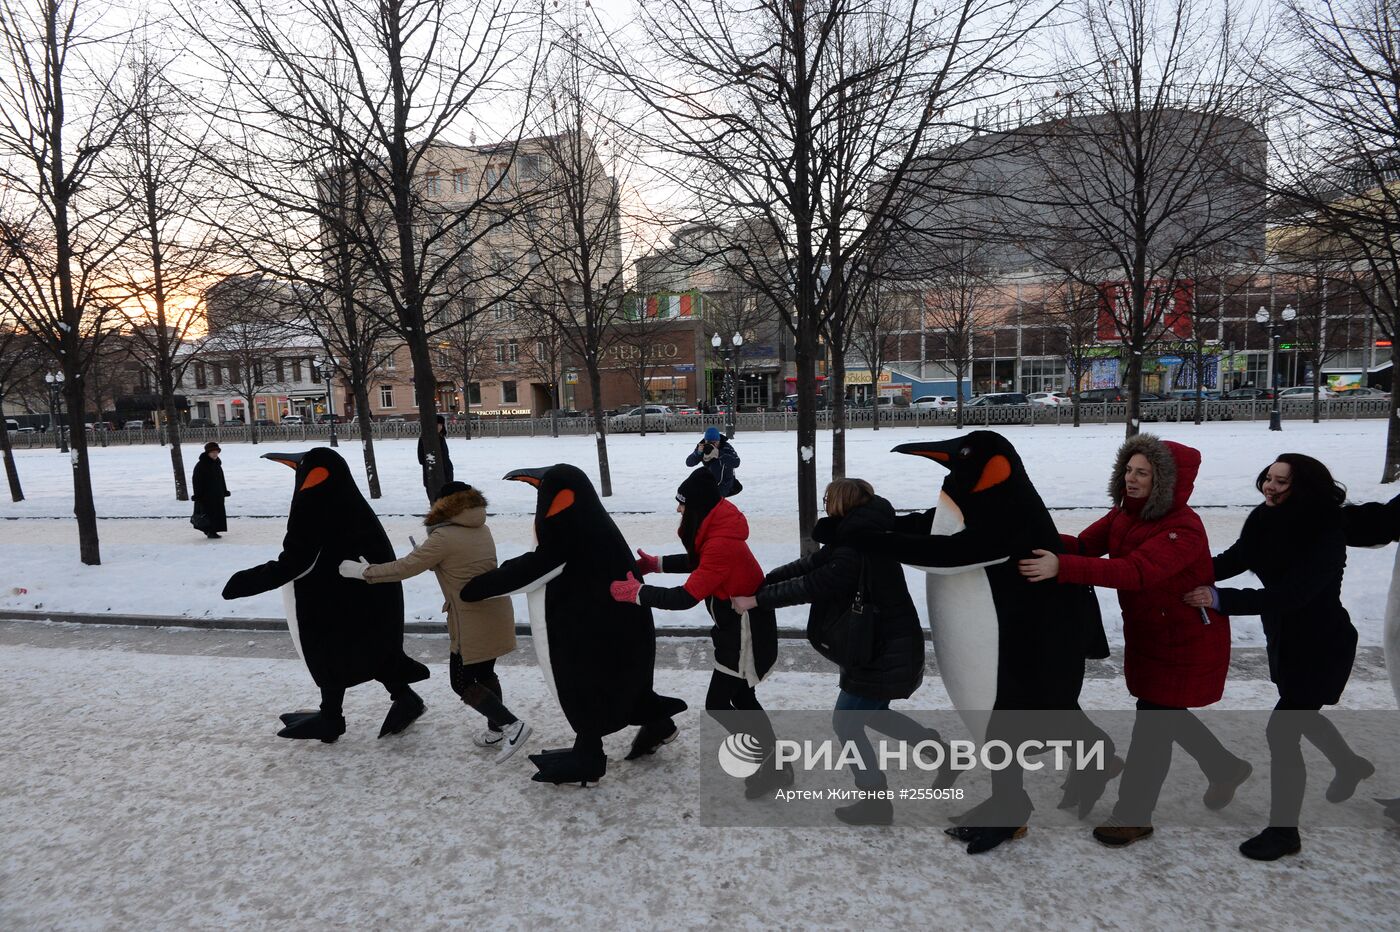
[43, 370, 67, 453]
[1254, 304, 1296, 431]
[319, 355, 338, 447]
[711, 331, 743, 439]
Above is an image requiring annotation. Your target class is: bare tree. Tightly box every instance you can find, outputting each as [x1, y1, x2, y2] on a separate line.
[436, 296, 493, 440]
[0, 0, 136, 564]
[513, 296, 567, 435]
[606, 0, 1041, 547]
[1270, 0, 1400, 480]
[1286, 262, 1367, 422]
[190, 0, 541, 497]
[198, 317, 292, 444]
[924, 243, 995, 428]
[1031, 274, 1103, 426]
[1020, 0, 1267, 438]
[847, 252, 915, 432]
[609, 318, 678, 437]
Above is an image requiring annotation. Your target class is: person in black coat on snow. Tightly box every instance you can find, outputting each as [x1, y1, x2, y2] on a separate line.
[191, 442, 230, 538]
[418, 415, 454, 501]
[685, 426, 741, 496]
[734, 478, 933, 826]
[1184, 453, 1372, 861]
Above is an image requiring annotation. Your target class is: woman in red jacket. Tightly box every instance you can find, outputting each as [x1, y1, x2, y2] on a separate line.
[1019, 434, 1249, 847]
[610, 468, 786, 798]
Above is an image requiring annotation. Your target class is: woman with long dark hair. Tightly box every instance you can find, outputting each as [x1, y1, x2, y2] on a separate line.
[1185, 453, 1371, 860]
[610, 468, 785, 795]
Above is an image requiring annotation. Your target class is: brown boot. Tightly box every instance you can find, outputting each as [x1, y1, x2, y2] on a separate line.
[1092, 818, 1154, 847]
[1203, 758, 1253, 811]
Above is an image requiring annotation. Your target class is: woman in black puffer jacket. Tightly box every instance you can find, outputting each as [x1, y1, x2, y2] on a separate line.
[734, 478, 931, 825]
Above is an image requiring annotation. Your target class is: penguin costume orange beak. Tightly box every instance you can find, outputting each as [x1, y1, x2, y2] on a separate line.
[505, 467, 575, 517]
[263, 451, 330, 491]
[893, 439, 1012, 494]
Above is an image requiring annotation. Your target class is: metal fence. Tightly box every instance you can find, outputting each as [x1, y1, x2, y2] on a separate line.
[6, 397, 1391, 449]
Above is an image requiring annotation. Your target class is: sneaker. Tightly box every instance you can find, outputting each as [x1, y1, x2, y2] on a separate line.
[474, 727, 505, 749]
[1093, 817, 1154, 847]
[1203, 758, 1253, 811]
[496, 721, 532, 764]
[1239, 826, 1301, 861]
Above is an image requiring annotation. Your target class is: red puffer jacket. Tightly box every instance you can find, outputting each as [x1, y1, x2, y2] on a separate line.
[1055, 436, 1230, 708]
[682, 499, 764, 601]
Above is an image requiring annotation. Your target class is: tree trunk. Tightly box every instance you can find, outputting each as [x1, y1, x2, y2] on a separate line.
[408, 337, 443, 502]
[1123, 349, 1143, 439]
[955, 367, 966, 430]
[353, 381, 381, 498]
[831, 353, 847, 479]
[161, 372, 188, 501]
[1385, 344, 1400, 484]
[0, 394, 23, 502]
[64, 379, 100, 565]
[588, 366, 613, 497]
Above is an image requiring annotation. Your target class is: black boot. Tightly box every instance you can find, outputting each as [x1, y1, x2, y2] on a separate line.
[379, 688, 425, 738]
[277, 712, 346, 743]
[1325, 757, 1375, 803]
[1239, 826, 1301, 861]
[744, 756, 795, 800]
[625, 719, 679, 760]
[529, 748, 607, 786]
[834, 798, 893, 826]
[1058, 754, 1125, 819]
[962, 825, 1028, 855]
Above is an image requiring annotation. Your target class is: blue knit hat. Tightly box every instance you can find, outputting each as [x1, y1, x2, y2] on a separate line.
[703, 426, 722, 442]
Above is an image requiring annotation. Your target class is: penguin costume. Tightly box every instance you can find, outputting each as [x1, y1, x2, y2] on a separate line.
[1342, 492, 1400, 709]
[855, 431, 1113, 851]
[221, 448, 430, 742]
[460, 464, 688, 785]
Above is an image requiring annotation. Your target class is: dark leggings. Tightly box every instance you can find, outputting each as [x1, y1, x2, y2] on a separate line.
[1267, 697, 1360, 826]
[449, 654, 519, 730]
[706, 670, 776, 757]
[319, 680, 416, 716]
[1113, 699, 1242, 823]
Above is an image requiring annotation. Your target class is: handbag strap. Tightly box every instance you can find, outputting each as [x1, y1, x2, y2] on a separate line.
[851, 555, 868, 611]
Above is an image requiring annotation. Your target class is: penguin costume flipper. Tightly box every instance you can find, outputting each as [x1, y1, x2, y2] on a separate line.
[222, 541, 318, 599]
[460, 548, 565, 602]
[854, 526, 1011, 573]
[1342, 493, 1400, 547]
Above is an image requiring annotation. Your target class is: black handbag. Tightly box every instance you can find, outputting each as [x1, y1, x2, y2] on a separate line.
[191, 504, 212, 532]
[807, 557, 877, 666]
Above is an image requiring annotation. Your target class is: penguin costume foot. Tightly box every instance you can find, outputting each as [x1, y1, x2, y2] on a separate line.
[279, 709, 319, 726]
[378, 691, 426, 738]
[528, 748, 607, 787]
[1057, 754, 1125, 819]
[955, 825, 1029, 855]
[277, 712, 346, 743]
[1374, 797, 1400, 825]
[625, 720, 679, 760]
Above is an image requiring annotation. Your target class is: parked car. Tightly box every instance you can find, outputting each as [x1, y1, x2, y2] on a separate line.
[5, 418, 19, 432]
[1333, 386, 1388, 398]
[1223, 387, 1273, 401]
[1026, 391, 1072, 407]
[910, 395, 957, 411]
[253, 419, 276, 427]
[85, 421, 114, 432]
[186, 418, 214, 429]
[1165, 389, 1222, 402]
[123, 419, 147, 430]
[672, 405, 701, 417]
[1278, 385, 1337, 400]
[965, 392, 1031, 407]
[383, 416, 407, 423]
[609, 404, 677, 432]
[14, 426, 37, 434]
[280, 415, 305, 425]
[1078, 387, 1125, 404]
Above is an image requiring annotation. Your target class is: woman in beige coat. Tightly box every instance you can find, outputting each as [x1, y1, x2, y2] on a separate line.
[340, 482, 529, 761]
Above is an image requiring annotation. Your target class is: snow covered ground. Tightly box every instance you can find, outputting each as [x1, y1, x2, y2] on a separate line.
[2, 421, 1396, 647]
[2, 623, 1398, 930]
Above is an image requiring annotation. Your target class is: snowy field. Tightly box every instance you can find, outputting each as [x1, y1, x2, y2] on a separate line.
[2, 626, 1398, 930]
[2, 421, 1397, 648]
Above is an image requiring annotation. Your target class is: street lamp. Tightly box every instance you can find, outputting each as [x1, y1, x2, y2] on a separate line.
[43, 370, 67, 453]
[711, 331, 743, 439]
[1254, 304, 1296, 432]
[319, 355, 339, 448]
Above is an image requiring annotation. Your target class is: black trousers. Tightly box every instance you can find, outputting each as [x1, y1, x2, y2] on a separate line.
[1267, 696, 1360, 826]
[706, 670, 776, 756]
[1112, 699, 1240, 824]
[449, 654, 518, 730]
[319, 679, 417, 716]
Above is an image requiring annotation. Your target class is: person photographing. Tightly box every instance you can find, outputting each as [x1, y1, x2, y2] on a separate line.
[685, 426, 741, 497]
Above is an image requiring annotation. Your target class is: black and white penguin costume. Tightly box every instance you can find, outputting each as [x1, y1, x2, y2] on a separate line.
[222, 449, 430, 741]
[859, 432, 1113, 844]
[460, 464, 688, 785]
[1342, 492, 1400, 709]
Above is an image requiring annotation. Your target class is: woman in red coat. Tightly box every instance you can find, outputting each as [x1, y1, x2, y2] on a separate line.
[1019, 434, 1249, 847]
[610, 468, 785, 798]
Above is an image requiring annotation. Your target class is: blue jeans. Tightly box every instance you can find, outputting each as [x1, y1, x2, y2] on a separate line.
[832, 689, 931, 791]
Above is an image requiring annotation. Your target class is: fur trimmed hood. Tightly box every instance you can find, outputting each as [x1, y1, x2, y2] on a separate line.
[1108, 433, 1200, 521]
[425, 487, 488, 528]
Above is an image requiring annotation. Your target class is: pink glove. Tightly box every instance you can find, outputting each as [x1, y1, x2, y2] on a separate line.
[610, 572, 642, 604]
[635, 549, 660, 575]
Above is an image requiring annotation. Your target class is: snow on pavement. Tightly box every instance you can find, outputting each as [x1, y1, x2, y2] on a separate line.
[3, 636, 1399, 930]
[2, 422, 1396, 646]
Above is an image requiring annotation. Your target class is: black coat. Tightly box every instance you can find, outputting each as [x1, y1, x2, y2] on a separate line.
[757, 497, 924, 701]
[1214, 502, 1357, 706]
[191, 452, 228, 533]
